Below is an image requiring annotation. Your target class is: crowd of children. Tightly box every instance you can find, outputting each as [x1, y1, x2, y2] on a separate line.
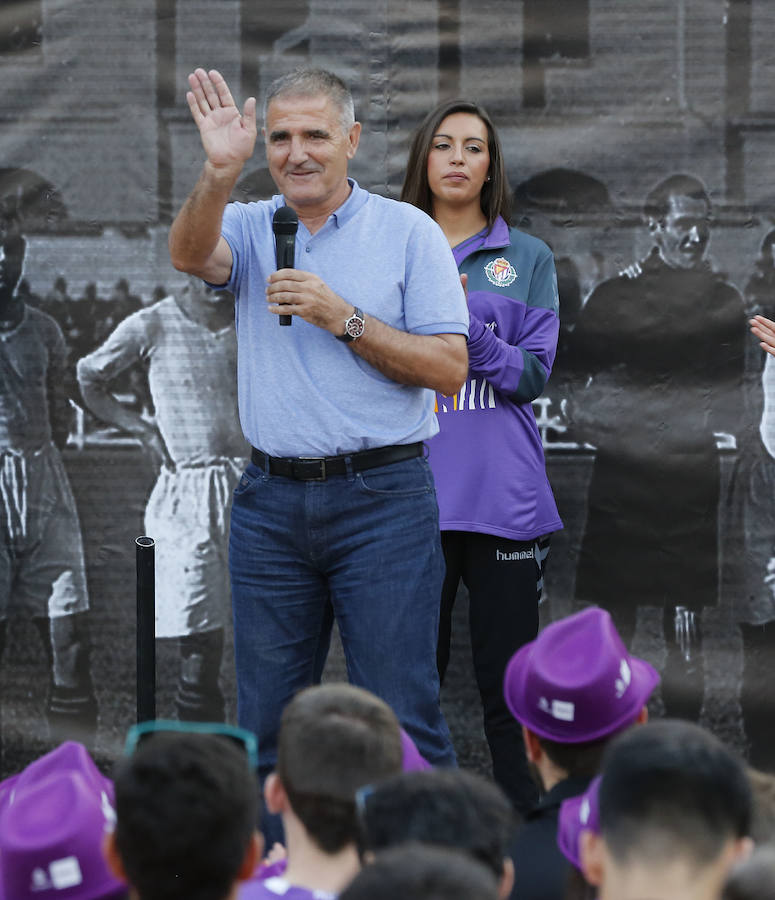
[0, 606, 771, 900]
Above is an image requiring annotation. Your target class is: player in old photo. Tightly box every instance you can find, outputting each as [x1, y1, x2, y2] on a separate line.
[0, 209, 97, 749]
[78, 275, 247, 722]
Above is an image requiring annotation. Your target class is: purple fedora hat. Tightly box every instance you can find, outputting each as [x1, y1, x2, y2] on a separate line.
[0, 742, 114, 819]
[503, 607, 659, 742]
[0, 771, 126, 900]
[557, 775, 601, 870]
[0, 744, 126, 900]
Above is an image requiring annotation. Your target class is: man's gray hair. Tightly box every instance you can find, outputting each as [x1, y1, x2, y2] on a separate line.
[263, 68, 355, 133]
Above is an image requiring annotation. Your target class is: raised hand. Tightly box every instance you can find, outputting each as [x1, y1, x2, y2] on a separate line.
[186, 68, 257, 169]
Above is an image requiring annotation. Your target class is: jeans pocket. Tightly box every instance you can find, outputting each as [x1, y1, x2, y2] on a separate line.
[233, 462, 265, 498]
[356, 457, 434, 497]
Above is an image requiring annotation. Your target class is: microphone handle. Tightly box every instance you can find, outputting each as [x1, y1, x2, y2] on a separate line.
[278, 235, 294, 326]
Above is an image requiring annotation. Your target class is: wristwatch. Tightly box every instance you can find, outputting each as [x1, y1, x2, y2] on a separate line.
[337, 306, 365, 342]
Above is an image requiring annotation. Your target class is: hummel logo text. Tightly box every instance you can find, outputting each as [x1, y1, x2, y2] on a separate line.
[496, 549, 534, 561]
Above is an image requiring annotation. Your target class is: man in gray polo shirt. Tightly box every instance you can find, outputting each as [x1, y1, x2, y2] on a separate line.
[168, 67, 468, 810]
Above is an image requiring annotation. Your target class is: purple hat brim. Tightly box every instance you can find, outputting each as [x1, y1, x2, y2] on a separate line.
[400, 728, 432, 772]
[557, 793, 585, 869]
[557, 775, 602, 872]
[0, 883, 128, 900]
[504, 647, 659, 743]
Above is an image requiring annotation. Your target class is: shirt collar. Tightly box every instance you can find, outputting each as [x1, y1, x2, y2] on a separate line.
[527, 775, 593, 818]
[276, 178, 366, 231]
[329, 178, 367, 227]
[482, 215, 510, 248]
[452, 215, 510, 265]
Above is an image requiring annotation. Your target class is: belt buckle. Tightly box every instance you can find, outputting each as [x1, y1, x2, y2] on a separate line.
[293, 457, 327, 481]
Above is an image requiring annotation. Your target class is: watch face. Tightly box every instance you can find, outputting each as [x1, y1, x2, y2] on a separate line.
[346, 316, 364, 338]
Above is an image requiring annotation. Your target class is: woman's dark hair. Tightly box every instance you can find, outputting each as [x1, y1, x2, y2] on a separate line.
[400, 99, 512, 229]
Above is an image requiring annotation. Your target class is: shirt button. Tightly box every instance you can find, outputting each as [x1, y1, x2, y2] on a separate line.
[305, 246, 311, 253]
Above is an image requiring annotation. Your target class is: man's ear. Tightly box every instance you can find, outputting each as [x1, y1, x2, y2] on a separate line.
[522, 725, 543, 764]
[498, 857, 515, 900]
[238, 832, 265, 881]
[102, 831, 128, 883]
[264, 772, 288, 815]
[579, 830, 605, 888]
[346, 121, 362, 159]
[730, 836, 754, 866]
[635, 705, 649, 725]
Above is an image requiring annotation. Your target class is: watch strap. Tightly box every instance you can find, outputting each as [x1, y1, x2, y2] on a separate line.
[337, 306, 365, 343]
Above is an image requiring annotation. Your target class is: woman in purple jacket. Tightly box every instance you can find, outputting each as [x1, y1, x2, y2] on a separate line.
[401, 100, 562, 816]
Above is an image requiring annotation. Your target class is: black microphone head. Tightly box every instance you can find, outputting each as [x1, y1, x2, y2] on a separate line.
[272, 205, 299, 235]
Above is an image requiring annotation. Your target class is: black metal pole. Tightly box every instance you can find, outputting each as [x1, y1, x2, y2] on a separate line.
[135, 535, 156, 723]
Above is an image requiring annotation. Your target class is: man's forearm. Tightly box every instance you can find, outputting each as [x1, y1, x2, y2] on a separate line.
[47, 378, 72, 451]
[168, 160, 241, 282]
[350, 317, 468, 396]
[79, 375, 174, 468]
[78, 377, 149, 438]
[264, 269, 468, 393]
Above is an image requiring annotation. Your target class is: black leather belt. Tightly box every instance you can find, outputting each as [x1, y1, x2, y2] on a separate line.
[250, 442, 423, 481]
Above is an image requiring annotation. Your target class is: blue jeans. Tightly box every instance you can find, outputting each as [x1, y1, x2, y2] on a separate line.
[229, 454, 457, 781]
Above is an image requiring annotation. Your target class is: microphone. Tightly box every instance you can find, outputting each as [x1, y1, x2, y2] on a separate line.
[272, 205, 298, 326]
